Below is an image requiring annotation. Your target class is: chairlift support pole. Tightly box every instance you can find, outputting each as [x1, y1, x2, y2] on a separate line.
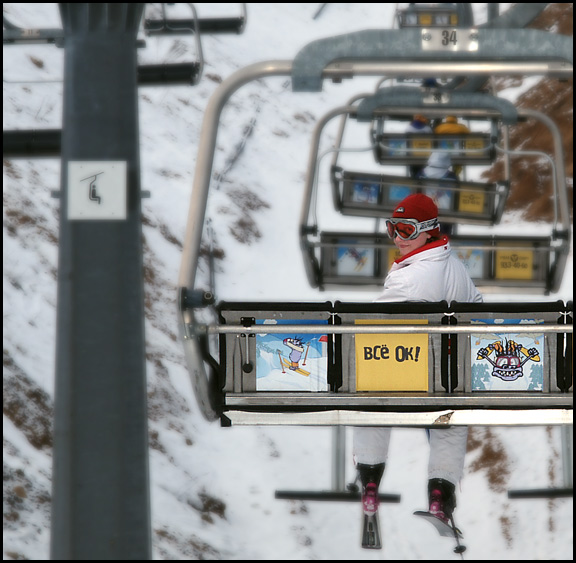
[332, 426, 346, 491]
[51, 4, 151, 560]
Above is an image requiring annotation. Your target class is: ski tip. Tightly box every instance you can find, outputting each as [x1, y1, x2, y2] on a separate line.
[413, 510, 464, 539]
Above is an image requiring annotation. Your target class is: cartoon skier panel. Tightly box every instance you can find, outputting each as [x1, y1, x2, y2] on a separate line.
[255, 319, 329, 391]
[337, 246, 375, 277]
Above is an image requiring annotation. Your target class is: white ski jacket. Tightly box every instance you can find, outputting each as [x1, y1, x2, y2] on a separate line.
[375, 236, 483, 304]
[353, 235, 482, 479]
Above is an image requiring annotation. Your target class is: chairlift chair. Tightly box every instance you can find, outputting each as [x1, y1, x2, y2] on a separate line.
[140, 3, 247, 86]
[178, 23, 573, 426]
[300, 88, 570, 296]
[144, 3, 247, 35]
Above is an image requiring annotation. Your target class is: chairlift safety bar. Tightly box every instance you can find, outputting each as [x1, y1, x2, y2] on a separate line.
[205, 323, 571, 336]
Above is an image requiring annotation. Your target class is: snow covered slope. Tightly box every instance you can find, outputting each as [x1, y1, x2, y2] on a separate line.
[3, 3, 573, 560]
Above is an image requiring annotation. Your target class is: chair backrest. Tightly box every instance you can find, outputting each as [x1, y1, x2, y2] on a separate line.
[332, 168, 508, 226]
[374, 132, 494, 166]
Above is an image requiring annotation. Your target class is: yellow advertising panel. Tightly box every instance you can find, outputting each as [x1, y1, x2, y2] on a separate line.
[419, 13, 433, 26]
[495, 245, 534, 280]
[458, 190, 485, 214]
[355, 320, 429, 391]
[411, 138, 433, 157]
[464, 137, 486, 158]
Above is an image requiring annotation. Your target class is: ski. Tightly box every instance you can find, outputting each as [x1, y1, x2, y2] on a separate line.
[280, 358, 310, 376]
[361, 512, 382, 549]
[414, 511, 467, 558]
[414, 510, 462, 537]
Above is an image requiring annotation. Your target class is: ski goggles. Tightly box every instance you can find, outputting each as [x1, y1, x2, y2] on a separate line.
[385, 217, 439, 240]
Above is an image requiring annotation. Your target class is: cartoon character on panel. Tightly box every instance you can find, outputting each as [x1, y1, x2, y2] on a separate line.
[476, 339, 540, 382]
[283, 337, 305, 371]
[346, 248, 369, 271]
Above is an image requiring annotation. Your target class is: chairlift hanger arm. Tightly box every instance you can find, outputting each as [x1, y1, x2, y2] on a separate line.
[179, 60, 292, 292]
[517, 108, 571, 238]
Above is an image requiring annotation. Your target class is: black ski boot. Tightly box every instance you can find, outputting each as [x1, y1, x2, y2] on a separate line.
[358, 462, 385, 514]
[357, 463, 385, 490]
[357, 463, 385, 549]
[428, 478, 456, 524]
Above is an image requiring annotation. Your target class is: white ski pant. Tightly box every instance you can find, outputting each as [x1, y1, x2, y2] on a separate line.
[353, 426, 468, 486]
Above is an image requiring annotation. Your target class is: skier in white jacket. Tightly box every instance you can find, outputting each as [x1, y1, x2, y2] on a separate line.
[354, 193, 483, 528]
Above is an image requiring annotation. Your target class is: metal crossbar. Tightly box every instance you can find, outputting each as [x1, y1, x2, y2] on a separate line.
[206, 323, 571, 336]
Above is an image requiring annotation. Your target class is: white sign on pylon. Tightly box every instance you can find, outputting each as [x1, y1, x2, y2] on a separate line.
[68, 161, 127, 220]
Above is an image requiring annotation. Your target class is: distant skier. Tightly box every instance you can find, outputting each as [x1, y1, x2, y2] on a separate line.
[406, 114, 433, 135]
[434, 115, 471, 137]
[433, 116, 471, 177]
[416, 150, 458, 182]
[353, 193, 483, 548]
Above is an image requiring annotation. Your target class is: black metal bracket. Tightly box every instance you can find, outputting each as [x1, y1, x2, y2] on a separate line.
[275, 490, 401, 503]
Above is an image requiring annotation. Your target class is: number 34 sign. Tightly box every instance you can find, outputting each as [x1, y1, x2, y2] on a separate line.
[421, 28, 479, 53]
